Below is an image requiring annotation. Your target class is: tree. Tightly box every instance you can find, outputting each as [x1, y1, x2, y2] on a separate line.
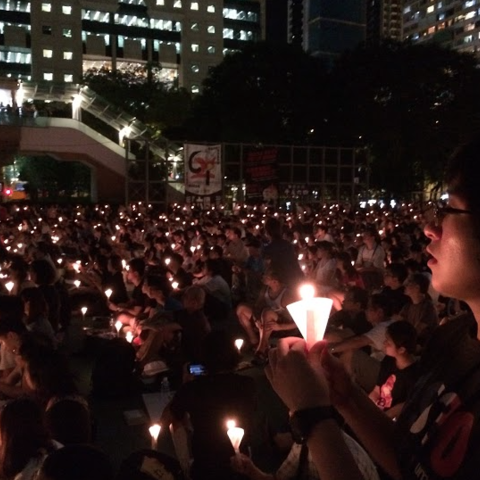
[186, 41, 329, 144]
[16, 156, 90, 200]
[324, 41, 480, 196]
[82, 66, 193, 140]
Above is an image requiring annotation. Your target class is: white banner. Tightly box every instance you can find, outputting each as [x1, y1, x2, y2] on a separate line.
[184, 144, 222, 196]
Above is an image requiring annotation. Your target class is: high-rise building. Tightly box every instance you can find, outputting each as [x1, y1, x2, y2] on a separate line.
[366, 0, 403, 46]
[402, 0, 480, 56]
[0, 0, 265, 93]
[287, 0, 366, 61]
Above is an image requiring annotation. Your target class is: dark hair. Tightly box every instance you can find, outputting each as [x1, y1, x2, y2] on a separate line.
[170, 252, 184, 265]
[45, 399, 92, 445]
[385, 263, 408, 283]
[201, 330, 240, 373]
[30, 259, 57, 285]
[205, 258, 222, 277]
[446, 137, 480, 219]
[144, 274, 172, 297]
[316, 240, 334, 255]
[345, 286, 368, 310]
[0, 295, 24, 323]
[368, 294, 393, 318]
[109, 254, 123, 272]
[386, 320, 417, 354]
[406, 272, 430, 295]
[39, 444, 114, 480]
[128, 258, 145, 277]
[21, 341, 78, 403]
[265, 217, 282, 239]
[210, 245, 224, 257]
[0, 398, 52, 479]
[20, 287, 48, 325]
[9, 256, 29, 283]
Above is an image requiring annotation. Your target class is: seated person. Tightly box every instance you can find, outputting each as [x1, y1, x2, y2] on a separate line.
[379, 263, 410, 315]
[36, 445, 114, 480]
[397, 272, 438, 345]
[328, 293, 395, 393]
[327, 286, 371, 337]
[369, 321, 420, 419]
[162, 331, 257, 480]
[108, 258, 148, 327]
[194, 259, 232, 323]
[173, 286, 211, 363]
[236, 268, 298, 357]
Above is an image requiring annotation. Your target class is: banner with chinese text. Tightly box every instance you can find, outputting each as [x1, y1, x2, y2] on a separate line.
[244, 147, 279, 203]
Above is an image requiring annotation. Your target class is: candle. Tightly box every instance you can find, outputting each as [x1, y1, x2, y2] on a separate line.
[105, 288, 113, 300]
[81, 306, 87, 321]
[149, 424, 161, 450]
[165, 258, 171, 266]
[115, 320, 123, 334]
[227, 426, 244, 453]
[74, 280, 81, 288]
[286, 284, 333, 350]
[171, 281, 179, 290]
[125, 331, 134, 343]
[234, 339, 244, 352]
[5, 281, 14, 294]
[226, 419, 236, 430]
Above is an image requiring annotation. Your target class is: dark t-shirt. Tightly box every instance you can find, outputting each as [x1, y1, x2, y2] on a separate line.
[380, 286, 410, 315]
[395, 315, 480, 479]
[262, 239, 303, 286]
[329, 310, 372, 337]
[375, 356, 420, 411]
[170, 373, 256, 477]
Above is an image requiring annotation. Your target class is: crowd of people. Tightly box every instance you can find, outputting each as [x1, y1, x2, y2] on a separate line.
[0, 138, 476, 479]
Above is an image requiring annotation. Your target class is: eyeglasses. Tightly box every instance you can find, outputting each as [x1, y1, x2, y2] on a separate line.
[424, 202, 473, 227]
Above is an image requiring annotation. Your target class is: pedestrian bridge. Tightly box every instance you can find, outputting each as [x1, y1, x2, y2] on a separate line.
[0, 115, 133, 202]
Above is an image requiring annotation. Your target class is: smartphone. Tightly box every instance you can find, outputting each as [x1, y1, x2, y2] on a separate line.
[188, 364, 206, 376]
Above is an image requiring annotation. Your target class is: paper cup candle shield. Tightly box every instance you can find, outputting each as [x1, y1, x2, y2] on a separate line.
[286, 284, 333, 350]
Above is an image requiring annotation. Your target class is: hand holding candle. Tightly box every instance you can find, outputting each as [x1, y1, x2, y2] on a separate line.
[286, 284, 333, 350]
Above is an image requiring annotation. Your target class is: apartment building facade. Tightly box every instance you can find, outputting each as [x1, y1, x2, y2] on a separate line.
[403, 0, 480, 55]
[0, 0, 265, 92]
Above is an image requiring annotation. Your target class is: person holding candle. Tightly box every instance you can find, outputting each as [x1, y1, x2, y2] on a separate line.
[162, 330, 256, 480]
[265, 138, 480, 480]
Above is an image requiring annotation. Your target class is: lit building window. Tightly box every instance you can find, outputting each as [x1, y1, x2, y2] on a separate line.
[43, 49, 53, 58]
[427, 5, 434, 13]
[191, 22, 199, 31]
[191, 2, 199, 10]
[64, 74, 73, 82]
[223, 28, 234, 39]
[173, 0, 182, 8]
[191, 85, 199, 93]
[43, 72, 53, 81]
[207, 5, 215, 13]
[41, 3, 52, 12]
[207, 25, 215, 34]
[191, 43, 199, 52]
[207, 45, 215, 54]
[62, 5, 72, 15]
[191, 64, 200, 73]
[63, 51, 73, 60]
[63, 28, 72, 37]
[156, 0, 165, 4]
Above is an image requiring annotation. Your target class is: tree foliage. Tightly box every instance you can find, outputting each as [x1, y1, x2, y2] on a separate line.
[16, 156, 90, 200]
[186, 40, 480, 196]
[82, 65, 193, 139]
[186, 42, 328, 144]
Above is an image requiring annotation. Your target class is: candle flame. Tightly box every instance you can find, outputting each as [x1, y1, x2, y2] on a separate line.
[299, 284, 315, 300]
[226, 419, 236, 429]
[149, 424, 161, 440]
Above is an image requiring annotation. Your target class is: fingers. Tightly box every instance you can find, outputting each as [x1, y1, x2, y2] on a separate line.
[276, 337, 306, 356]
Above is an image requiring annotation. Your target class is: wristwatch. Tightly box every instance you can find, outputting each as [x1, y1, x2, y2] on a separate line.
[289, 406, 335, 444]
